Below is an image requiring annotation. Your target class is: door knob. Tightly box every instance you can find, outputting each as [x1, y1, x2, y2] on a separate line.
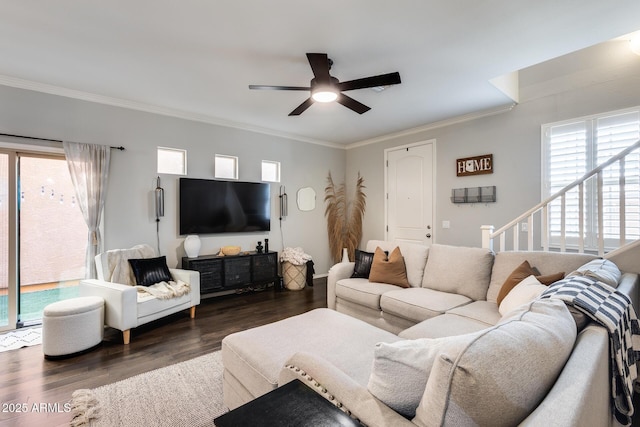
[426, 234, 431, 238]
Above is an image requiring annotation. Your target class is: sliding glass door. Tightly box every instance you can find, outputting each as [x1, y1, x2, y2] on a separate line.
[0, 149, 87, 331]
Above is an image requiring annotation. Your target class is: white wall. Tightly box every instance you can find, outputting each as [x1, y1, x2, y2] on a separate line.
[0, 85, 345, 274]
[347, 72, 640, 249]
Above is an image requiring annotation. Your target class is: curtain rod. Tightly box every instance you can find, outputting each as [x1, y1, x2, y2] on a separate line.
[0, 133, 125, 150]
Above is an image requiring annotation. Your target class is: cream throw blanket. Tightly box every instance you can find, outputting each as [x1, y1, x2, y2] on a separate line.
[105, 244, 190, 300]
[136, 280, 191, 300]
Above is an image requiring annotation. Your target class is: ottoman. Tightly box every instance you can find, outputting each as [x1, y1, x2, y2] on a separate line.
[42, 296, 104, 358]
[221, 308, 401, 410]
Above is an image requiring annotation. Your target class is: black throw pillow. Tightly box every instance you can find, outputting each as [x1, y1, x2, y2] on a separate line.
[351, 249, 376, 279]
[128, 256, 173, 287]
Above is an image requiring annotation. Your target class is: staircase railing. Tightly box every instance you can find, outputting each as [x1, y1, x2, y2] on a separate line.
[482, 138, 640, 256]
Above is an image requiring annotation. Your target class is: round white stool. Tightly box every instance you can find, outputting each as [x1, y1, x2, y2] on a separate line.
[42, 296, 104, 358]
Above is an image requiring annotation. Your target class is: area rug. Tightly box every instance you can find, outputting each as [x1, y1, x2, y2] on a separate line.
[70, 351, 226, 427]
[0, 327, 42, 352]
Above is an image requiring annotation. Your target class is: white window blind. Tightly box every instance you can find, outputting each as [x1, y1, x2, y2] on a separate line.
[543, 108, 640, 251]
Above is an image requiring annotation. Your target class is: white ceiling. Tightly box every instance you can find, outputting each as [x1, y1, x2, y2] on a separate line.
[1, 1, 640, 146]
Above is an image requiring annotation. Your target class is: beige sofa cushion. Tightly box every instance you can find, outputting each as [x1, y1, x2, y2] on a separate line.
[487, 251, 597, 303]
[335, 278, 400, 310]
[367, 334, 478, 418]
[446, 300, 501, 325]
[421, 244, 494, 301]
[399, 313, 492, 339]
[381, 288, 471, 323]
[366, 240, 428, 288]
[413, 298, 577, 427]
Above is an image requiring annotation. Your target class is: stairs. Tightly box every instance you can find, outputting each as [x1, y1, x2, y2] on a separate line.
[482, 138, 640, 266]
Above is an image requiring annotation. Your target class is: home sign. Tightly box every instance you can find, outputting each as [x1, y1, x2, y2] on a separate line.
[456, 154, 493, 177]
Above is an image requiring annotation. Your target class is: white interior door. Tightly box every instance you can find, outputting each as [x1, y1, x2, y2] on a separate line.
[385, 141, 434, 246]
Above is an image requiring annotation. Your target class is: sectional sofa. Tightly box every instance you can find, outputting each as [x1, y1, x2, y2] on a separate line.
[221, 241, 639, 426]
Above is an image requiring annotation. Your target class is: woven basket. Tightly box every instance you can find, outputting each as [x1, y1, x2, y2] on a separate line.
[282, 261, 307, 291]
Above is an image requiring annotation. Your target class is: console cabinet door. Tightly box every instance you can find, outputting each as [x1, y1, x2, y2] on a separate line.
[183, 257, 223, 293]
[252, 252, 278, 283]
[224, 257, 251, 287]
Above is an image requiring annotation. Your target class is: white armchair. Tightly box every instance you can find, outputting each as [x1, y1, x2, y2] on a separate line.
[79, 244, 200, 344]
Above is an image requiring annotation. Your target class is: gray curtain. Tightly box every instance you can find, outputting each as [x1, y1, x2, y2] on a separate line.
[63, 141, 111, 279]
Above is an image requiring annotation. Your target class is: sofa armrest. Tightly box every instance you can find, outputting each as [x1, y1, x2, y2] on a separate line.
[169, 268, 201, 306]
[279, 351, 414, 427]
[79, 279, 138, 331]
[327, 262, 355, 310]
[519, 324, 612, 427]
[617, 273, 639, 313]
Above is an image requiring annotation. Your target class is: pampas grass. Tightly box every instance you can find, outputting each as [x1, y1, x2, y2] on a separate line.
[325, 172, 366, 264]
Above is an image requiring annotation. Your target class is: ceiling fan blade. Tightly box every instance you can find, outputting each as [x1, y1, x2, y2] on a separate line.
[336, 93, 371, 114]
[249, 85, 310, 91]
[306, 53, 331, 84]
[338, 72, 401, 92]
[288, 98, 315, 116]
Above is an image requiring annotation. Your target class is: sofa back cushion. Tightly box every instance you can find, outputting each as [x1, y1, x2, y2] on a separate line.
[487, 251, 598, 303]
[421, 244, 494, 301]
[412, 298, 577, 427]
[366, 240, 428, 288]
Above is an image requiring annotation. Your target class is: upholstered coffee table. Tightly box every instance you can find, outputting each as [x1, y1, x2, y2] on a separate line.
[221, 308, 401, 410]
[214, 379, 360, 427]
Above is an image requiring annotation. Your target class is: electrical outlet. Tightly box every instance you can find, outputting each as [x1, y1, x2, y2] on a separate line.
[442, 220, 450, 229]
[521, 222, 528, 232]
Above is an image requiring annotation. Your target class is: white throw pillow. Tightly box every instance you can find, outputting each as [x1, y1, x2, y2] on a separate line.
[367, 334, 477, 418]
[567, 258, 621, 288]
[498, 275, 547, 316]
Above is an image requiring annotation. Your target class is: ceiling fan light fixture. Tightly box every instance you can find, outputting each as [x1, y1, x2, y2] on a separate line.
[311, 88, 338, 103]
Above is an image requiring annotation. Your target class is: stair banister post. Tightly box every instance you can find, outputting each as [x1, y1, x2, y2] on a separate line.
[481, 225, 495, 251]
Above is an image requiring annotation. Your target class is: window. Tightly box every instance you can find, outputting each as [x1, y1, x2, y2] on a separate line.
[261, 160, 280, 182]
[157, 147, 187, 175]
[214, 154, 238, 180]
[542, 107, 640, 251]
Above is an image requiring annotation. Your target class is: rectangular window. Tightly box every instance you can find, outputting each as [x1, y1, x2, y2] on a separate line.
[542, 107, 640, 251]
[214, 154, 238, 180]
[157, 147, 187, 175]
[261, 160, 280, 182]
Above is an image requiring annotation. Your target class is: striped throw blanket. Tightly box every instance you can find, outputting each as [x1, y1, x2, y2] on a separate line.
[540, 276, 640, 426]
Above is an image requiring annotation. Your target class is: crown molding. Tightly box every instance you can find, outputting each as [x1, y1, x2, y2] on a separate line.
[0, 74, 344, 149]
[346, 103, 517, 150]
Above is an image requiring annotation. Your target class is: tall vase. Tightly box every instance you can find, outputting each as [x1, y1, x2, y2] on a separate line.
[184, 235, 201, 258]
[341, 248, 350, 263]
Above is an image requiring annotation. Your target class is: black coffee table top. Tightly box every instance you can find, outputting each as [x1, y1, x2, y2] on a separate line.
[214, 379, 361, 427]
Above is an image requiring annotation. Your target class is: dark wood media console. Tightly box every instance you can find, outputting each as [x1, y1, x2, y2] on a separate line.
[182, 251, 278, 295]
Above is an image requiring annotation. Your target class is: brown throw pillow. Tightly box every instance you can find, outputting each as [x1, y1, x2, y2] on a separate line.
[535, 271, 565, 286]
[497, 261, 565, 305]
[369, 247, 410, 288]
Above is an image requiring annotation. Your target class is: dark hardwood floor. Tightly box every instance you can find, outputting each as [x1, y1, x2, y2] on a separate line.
[0, 280, 327, 427]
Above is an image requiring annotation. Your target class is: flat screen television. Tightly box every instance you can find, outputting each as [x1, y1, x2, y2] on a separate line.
[179, 178, 271, 234]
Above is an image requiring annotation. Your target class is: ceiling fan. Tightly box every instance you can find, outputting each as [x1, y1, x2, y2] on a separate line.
[249, 53, 401, 116]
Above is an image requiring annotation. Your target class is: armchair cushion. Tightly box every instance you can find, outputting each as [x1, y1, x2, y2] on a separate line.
[128, 256, 173, 286]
